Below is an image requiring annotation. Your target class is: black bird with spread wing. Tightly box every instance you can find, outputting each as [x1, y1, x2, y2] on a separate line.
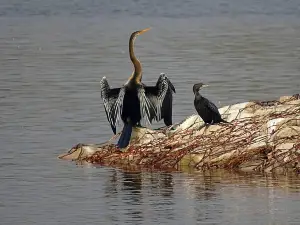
[100, 28, 175, 148]
[148, 73, 176, 126]
[193, 83, 227, 124]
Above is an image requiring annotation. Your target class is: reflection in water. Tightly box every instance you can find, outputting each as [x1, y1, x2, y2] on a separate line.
[102, 169, 119, 224]
[180, 170, 300, 224]
[101, 170, 300, 224]
[122, 171, 142, 192]
[194, 171, 218, 201]
[102, 170, 177, 224]
[159, 173, 174, 197]
[100, 169, 300, 224]
[144, 172, 176, 223]
[104, 169, 118, 198]
[122, 171, 143, 223]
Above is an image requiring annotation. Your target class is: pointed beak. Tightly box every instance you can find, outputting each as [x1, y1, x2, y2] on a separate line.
[138, 27, 151, 35]
[202, 84, 209, 88]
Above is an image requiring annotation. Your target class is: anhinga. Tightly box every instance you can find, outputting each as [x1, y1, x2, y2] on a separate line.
[193, 83, 227, 124]
[100, 28, 174, 148]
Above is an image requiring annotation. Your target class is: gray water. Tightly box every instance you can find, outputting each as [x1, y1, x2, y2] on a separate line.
[1, 1, 300, 224]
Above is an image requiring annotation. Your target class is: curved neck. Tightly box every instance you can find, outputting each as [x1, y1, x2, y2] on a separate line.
[128, 34, 142, 82]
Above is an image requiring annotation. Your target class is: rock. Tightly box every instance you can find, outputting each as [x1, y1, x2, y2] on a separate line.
[179, 154, 204, 167]
[279, 96, 300, 103]
[246, 137, 268, 150]
[58, 143, 102, 161]
[171, 114, 204, 132]
[266, 118, 287, 138]
[239, 160, 265, 172]
[271, 126, 300, 142]
[219, 102, 254, 122]
[59, 94, 300, 175]
[279, 96, 294, 102]
[130, 127, 166, 145]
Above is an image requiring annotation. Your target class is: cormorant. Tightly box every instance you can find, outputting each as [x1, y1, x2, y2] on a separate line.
[100, 28, 174, 148]
[193, 83, 227, 124]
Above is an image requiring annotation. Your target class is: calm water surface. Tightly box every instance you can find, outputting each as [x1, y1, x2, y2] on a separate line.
[0, 1, 300, 224]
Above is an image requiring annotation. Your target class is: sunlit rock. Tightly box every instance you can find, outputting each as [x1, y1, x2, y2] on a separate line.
[59, 94, 300, 174]
[130, 127, 166, 145]
[58, 143, 104, 161]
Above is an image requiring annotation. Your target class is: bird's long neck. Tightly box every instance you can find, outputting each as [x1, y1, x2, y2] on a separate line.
[128, 35, 142, 83]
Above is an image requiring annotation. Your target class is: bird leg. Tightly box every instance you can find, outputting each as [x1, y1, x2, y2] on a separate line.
[200, 121, 213, 133]
[202, 124, 209, 133]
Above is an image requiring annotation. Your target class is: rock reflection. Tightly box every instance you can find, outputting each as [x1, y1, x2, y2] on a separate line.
[119, 170, 176, 223]
[143, 172, 175, 222]
[102, 167, 300, 224]
[174, 170, 300, 224]
[194, 171, 218, 201]
[159, 173, 174, 197]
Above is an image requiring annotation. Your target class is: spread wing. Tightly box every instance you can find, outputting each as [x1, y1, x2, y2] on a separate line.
[100, 77, 125, 134]
[143, 73, 170, 123]
[137, 87, 156, 126]
[159, 73, 175, 125]
[146, 73, 176, 125]
[157, 73, 176, 94]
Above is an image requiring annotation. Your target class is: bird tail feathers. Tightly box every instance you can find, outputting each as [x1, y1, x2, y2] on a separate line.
[117, 124, 133, 148]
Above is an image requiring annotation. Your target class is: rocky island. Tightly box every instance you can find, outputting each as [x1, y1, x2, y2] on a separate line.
[59, 94, 300, 174]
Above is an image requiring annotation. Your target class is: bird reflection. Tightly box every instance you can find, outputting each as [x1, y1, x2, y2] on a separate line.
[122, 170, 142, 192]
[121, 171, 143, 222]
[103, 169, 118, 198]
[102, 169, 119, 224]
[104, 169, 176, 223]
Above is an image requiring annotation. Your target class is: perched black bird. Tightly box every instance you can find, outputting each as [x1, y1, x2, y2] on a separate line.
[193, 83, 227, 124]
[100, 28, 173, 148]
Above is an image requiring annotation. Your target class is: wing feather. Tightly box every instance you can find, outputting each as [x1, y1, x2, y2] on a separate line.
[100, 77, 125, 134]
[204, 97, 221, 117]
[159, 73, 176, 93]
[137, 87, 155, 126]
[144, 73, 169, 122]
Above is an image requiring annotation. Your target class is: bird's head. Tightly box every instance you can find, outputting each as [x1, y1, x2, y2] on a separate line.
[193, 82, 209, 93]
[130, 27, 151, 41]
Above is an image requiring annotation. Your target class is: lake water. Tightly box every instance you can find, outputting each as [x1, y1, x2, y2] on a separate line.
[0, 0, 300, 224]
